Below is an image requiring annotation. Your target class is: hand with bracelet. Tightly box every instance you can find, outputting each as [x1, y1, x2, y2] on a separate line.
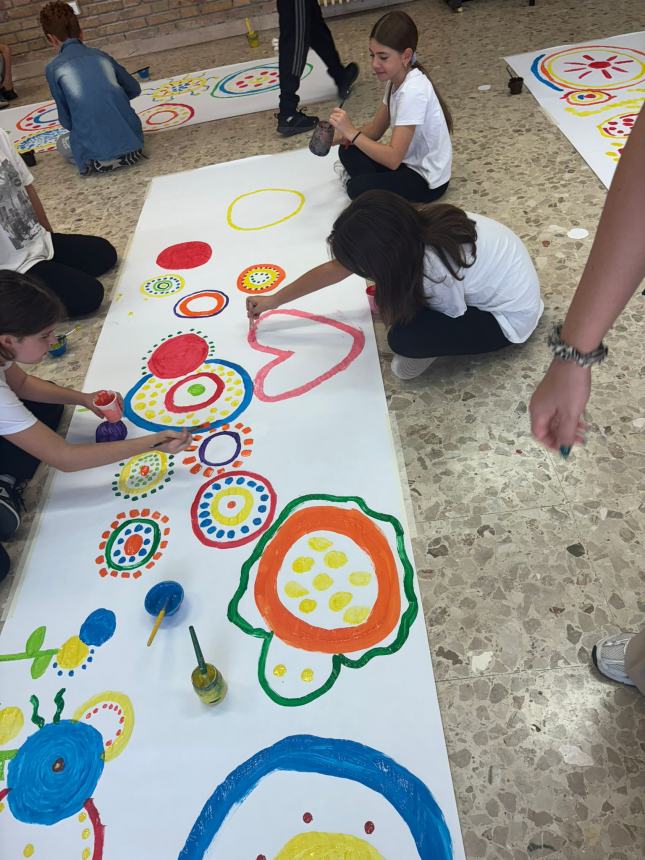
[529, 105, 645, 456]
[329, 108, 360, 145]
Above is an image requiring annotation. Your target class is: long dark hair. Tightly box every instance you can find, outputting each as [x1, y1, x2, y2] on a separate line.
[370, 11, 453, 134]
[0, 270, 65, 361]
[328, 191, 477, 326]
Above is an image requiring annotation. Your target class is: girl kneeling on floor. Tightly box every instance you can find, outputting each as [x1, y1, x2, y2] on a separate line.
[246, 191, 544, 379]
[0, 270, 191, 580]
[329, 10, 452, 203]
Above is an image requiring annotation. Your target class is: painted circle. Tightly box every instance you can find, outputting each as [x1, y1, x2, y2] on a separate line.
[72, 692, 134, 762]
[173, 289, 229, 318]
[139, 102, 194, 131]
[198, 430, 241, 467]
[16, 101, 59, 131]
[15, 127, 67, 153]
[149, 75, 208, 101]
[104, 517, 162, 572]
[114, 451, 173, 498]
[212, 63, 311, 98]
[79, 609, 117, 647]
[191, 471, 277, 548]
[125, 359, 253, 433]
[539, 45, 645, 91]
[156, 241, 212, 270]
[226, 189, 305, 231]
[144, 580, 184, 616]
[164, 371, 224, 413]
[7, 721, 104, 825]
[563, 88, 613, 105]
[237, 264, 286, 294]
[141, 274, 185, 297]
[148, 333, 210, 378]
[255, 505, 400, 653]
[598, 112, 639, 138]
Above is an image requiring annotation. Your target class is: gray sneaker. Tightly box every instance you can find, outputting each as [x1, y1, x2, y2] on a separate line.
[591, 633, 636, 686]
[0, 478, 21, 540]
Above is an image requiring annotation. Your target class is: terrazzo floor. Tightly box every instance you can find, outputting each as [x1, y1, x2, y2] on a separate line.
[2, 0, 644, 856]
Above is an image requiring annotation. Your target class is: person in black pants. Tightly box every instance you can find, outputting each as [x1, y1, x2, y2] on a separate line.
[1, 128, 115, 317]
[276, 0, 358, 136]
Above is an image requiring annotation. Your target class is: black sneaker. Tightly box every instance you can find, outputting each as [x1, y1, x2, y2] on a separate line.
[0, 87, 18, 101]
[0, 544, 9, 582]
[337, 62, 359, 101]
[0, 478, 22, 541]
[276, 110, 319, 137]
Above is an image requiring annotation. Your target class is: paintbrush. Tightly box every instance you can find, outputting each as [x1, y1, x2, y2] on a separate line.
[189, 625, 208, 675]
[147, 598, 169, 647]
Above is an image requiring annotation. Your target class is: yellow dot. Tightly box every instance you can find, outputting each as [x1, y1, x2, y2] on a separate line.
[343, 606, 371, 625]
[329, 592, 353, 612]
[144, 410, 156, 419]
[349, 571, 372, 586]
[299, 598, 317, 614]
[284, 581, 309, 598]
[292, 556, 314, 573]
[0, 801, 5, 813]
[312, 573, 333, 591]
[78, 811, 87, 822]
[23, 846, 34, 858]
[308, 536, 332, 552]
[82, 849, 91, 860]
[325, 550, 347, 569]
[273, 664, 287, 677]
[0, 705, 24, 744]
[82, 828, 90, 839]
[301, 668, 314, 683]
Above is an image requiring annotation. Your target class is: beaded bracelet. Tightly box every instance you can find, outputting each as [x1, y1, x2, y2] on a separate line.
[547, 324, 608, 367]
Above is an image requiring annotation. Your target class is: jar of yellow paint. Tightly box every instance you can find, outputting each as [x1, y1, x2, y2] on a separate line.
[191, 663, 227, 706]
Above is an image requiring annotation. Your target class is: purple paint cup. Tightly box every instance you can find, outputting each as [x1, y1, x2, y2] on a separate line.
[309, 121, 334, 157]
[508, 76, 523, 95]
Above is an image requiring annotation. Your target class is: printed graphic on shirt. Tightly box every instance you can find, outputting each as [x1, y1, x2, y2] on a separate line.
[0, 158, 41, 251]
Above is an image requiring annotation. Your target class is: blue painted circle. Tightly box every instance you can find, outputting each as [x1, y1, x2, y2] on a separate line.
[179, 734, 453, 859]
[145, 580, 184, 616]
[8, 721, 104, 825]
[79, 608, 117, 646]
[123, 358, 253, 433]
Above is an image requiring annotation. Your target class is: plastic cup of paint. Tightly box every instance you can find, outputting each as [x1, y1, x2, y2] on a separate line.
[309, 120, 334, 157]
[93, 390, 123, 423]
[192, 663, 227, 706]
[366, 284, 379, 315]
[144, 580, 185, 618]
[48, 335, 67, 358]
[508, 76, 523, 95]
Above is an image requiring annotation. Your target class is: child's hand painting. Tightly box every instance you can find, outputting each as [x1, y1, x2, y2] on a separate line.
[329, 108, 357, 142]
[150, 428, 192, 454]
[246, 295, 279, 326]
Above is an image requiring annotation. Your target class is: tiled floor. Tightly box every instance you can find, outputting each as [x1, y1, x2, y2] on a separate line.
[3, 0, 644, 856]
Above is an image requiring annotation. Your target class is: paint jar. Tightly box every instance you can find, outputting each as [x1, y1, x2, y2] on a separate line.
[48, 335, 67, 358]
[135, 66, 150, 80]
[508, 76, 523, 95]
[96, 420, 128, 443]
[93, 390, 123, 423]
[309, 121, 334, 157]
[20, 149, 37, 168]
[246, 30, 260, 48]
[192, 663, 227, 706]
[366, 284, 379, 316]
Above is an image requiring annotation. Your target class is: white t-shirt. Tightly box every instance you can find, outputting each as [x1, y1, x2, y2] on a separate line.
[0, 362, 37, 436]
[0, 129, 53, 273]
[385, 69, 452, 188]
[422, 213, 544, 343]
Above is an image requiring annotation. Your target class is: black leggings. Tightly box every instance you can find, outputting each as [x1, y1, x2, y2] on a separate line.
[388, 306, 511, 358]
[28, 232, 117, 317]
[0, 400, 64, 482]
[339, 145, 449, 203]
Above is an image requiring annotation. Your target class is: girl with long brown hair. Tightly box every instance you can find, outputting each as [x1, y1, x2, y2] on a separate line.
[247, 191, 543, 380]
[327, 10, 452, 203]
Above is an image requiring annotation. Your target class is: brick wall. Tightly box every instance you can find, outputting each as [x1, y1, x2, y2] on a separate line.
[2, 0, 277, 62]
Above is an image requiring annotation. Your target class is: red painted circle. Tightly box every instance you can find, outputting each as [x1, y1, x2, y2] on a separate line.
[148, 333, 209, 378]
[364, 820, 375, 834]
[124, 534, 143, 556]
[164, 372, 224, 413]
[156, 241, 212, 270]
[302, 811, 313, 823]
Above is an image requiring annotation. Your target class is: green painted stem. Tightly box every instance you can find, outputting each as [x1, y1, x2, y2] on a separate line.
[0, 648, 58, 662]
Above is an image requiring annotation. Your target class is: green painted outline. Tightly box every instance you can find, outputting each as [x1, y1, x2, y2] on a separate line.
[227, 493, 418, 707]
[105, 517, 161, 573]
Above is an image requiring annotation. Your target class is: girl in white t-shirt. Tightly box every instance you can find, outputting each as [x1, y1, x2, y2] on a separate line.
[246, 191, 544, 381]
[328, 11, 452, 203]
[0, 271, 191, 578]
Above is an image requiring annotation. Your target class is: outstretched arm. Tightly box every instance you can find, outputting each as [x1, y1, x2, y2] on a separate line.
[530, 106, 645, 451]
[246, 260, 352, 323]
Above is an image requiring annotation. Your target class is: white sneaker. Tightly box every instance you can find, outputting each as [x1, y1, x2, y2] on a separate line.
[391, 354, 437, 380]
[592, 633, 636, 686]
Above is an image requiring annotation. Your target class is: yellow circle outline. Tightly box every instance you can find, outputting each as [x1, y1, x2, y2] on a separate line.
[226, 188, 305, 231]
[544, 47, 645, 91]
[72, 691, 134, 762]
[210, 486, 254, 526]
[118, 452, 169, 495]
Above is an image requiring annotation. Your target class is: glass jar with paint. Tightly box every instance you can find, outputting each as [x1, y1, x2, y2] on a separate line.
[189, 625, 227, 706]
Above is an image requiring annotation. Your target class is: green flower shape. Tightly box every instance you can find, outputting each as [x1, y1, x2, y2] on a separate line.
[228, 493, 418, 706]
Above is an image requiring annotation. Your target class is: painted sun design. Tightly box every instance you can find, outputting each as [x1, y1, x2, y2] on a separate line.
[182, 422, 254, 477]
[237, 263, 286, 294]
[95, 509, 170, 580]
[112, 451, 175, 501]
[148, 75, 210, 101]
[563, 52, 638, 82]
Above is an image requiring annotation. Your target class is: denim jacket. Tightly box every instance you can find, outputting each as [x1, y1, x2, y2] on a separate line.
[45, 40, 143, 171]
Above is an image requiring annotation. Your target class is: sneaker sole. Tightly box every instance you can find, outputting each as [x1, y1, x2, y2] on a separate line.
[277, 125, 317, 137]
[0, 498, 20, 540]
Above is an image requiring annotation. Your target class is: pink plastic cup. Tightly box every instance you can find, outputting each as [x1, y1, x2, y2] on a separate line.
[93, 390, 123, 423]
[366, 284, 379, 315]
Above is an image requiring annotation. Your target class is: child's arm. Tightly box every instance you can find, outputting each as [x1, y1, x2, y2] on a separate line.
[25, 185, 53, 232]
[332, 103, 390, 146]
[110, 58, 141, 100]
[8, 365, 94, 410]
[45, 66, 72, 130]
[330, 107, 414, 170]
[246, 260, 352, 323]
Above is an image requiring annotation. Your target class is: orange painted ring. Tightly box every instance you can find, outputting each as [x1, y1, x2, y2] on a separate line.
[254, 505, 401, 653]
[173, 289, 229, 319]
[237, 263, 286, 294]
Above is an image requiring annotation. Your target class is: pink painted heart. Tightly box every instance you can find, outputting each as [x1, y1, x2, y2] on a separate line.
[248, 309, 365, 402]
